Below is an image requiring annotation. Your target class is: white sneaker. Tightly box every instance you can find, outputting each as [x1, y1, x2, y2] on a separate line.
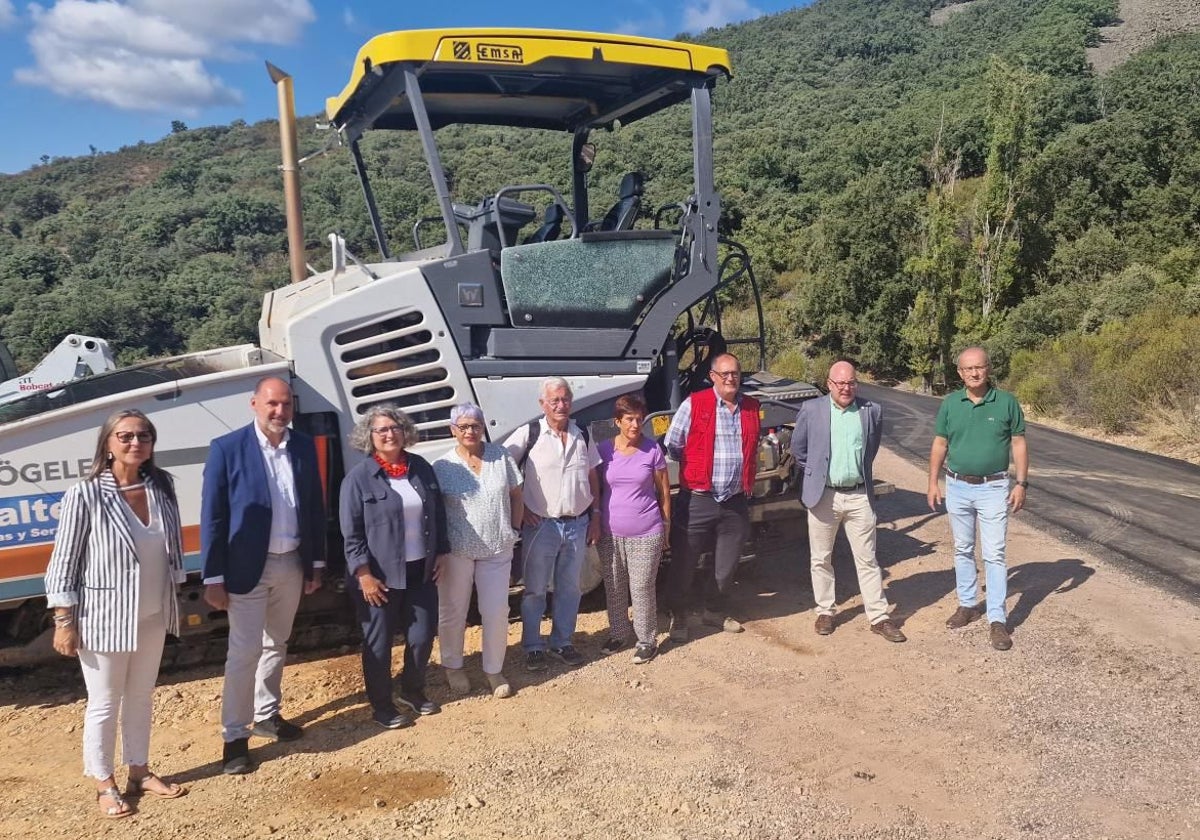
[486, 672, 513, 699]
[702, 611, 744, 633]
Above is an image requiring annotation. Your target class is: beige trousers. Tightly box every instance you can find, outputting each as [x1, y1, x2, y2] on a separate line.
[806, 488, 890, 625]
[437, 549, 513, 676]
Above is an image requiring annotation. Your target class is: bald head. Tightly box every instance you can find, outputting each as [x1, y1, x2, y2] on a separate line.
[827, 361, 859, 409]
[251, 376, 294, 445]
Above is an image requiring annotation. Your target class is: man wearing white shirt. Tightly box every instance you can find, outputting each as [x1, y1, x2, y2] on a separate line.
[201, 377, 326, 775]
[504, 378, 601, 672]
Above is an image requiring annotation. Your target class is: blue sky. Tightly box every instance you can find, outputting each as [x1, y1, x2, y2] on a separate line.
[0, 0, 801, 175]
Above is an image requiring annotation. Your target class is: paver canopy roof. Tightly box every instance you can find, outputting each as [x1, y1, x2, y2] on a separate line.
[326, 28, 732, 140]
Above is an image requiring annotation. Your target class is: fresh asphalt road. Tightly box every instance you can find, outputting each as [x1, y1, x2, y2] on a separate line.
[858, 383, 1200, 593]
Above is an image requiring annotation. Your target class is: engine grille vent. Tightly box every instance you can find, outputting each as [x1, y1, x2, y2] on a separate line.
[334, 311, 455, 439]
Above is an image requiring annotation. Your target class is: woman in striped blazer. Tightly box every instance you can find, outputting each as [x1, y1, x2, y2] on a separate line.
[45, 409, 188, 818]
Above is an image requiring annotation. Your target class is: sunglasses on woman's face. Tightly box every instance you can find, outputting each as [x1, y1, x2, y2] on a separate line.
[112, 431, 153, 444]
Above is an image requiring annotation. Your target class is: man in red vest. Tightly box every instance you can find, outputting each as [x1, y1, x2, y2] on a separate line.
[662, 353, 760, 642]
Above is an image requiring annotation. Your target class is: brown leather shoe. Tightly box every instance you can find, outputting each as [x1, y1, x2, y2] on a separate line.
[814, 614, 834, 636]
[945, 606, 980, 629]
[870, 619, 907, 643]
[989, 622, 1013, 651]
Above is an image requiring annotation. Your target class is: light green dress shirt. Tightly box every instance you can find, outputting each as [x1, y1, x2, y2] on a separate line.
[827, 397, 864, 488]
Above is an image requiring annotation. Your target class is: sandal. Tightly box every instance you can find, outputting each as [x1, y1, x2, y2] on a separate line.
[126, 772, 188, 799]
[96, 786, 134, 819]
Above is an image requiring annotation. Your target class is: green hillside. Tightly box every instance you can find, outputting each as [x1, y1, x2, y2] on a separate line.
[1, 0, 1197, 444]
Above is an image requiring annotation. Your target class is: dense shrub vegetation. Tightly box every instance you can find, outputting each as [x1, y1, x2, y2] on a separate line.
[0, 0, 1197, 446]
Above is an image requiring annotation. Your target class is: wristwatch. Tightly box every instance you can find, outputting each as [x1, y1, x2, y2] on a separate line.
[1015, 479, 1029, 488]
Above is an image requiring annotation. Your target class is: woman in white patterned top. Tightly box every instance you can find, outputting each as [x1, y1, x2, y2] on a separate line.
[45, 409, 188, 819]
[433, 403, 523, 699]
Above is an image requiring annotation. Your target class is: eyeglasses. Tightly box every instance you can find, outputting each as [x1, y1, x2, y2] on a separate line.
[712, 370, 741, 379]
[371, 425, 402, 437]
[828, 379, 858, 388]
[113, 431, 153, 444]
[544, 397, 572, 405]
[454, 423, 483, 433]
[959, 365, 989, 374]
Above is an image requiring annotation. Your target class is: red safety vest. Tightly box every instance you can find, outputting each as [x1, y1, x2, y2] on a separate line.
[679, 387, 760, 496]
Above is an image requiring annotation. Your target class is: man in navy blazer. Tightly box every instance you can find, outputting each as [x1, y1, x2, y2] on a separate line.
[791, 360, 905, 642]
[202, 376, 326, 774]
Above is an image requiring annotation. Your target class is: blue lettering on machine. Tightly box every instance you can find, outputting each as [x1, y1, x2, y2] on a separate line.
[0, 493, 64, 544]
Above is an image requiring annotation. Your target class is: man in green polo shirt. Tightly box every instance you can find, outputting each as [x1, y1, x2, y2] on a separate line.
[927, 346, 1029, 651]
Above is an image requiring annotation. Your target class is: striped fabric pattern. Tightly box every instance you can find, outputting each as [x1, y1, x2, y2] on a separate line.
[44, 472, 186, 652]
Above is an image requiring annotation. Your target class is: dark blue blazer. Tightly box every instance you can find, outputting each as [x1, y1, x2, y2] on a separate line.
[790, 396, 883, 510]
[200, 423, 326, 595]
[339, 454, 449, 591]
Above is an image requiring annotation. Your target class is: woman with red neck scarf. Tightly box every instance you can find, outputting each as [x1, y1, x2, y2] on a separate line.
[340, 405, 449, 730]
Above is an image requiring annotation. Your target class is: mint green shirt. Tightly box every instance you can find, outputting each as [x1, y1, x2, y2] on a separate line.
[827, 397, 864, 487]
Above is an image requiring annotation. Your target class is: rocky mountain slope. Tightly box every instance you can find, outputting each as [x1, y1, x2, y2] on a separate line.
[1088, 0, 1200, 71]
[933, 0, 1200, 72]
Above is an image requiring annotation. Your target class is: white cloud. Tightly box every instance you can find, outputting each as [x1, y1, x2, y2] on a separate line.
[0, 0, 16, 28]
[342, 7, 356, 29]
[615, 10, 667, 36]
[27, 1, 212, 58]
[129, 0, 314, 45]
[15, 0, 315, 113]
[16, 49, 240, 111]
[682, 0, 763, 33]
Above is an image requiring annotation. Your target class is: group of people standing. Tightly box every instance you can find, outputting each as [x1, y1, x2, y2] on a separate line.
[44, 345, 1028, 819]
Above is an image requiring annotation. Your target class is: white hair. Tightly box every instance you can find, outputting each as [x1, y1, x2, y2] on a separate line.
[538, 377, 572, 400]
[449, 402, 484, 424]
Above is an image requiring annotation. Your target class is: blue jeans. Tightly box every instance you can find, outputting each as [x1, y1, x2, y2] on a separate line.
[520, 515, 588, 651]
[945, 476, 1010, 624]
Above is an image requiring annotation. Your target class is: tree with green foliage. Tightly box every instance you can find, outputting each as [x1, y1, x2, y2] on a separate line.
[967, 57, 1045, 324]
[901, 118, 967, 390]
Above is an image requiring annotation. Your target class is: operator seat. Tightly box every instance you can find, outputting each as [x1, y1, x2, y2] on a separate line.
[522, 203, 565, 244]
[594, 171, 644, 232]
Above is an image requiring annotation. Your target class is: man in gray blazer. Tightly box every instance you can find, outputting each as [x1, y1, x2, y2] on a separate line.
[791, 360, 905, 642]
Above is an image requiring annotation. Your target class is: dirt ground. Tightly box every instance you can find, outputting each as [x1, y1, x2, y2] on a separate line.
[2, 448, 1198, 840]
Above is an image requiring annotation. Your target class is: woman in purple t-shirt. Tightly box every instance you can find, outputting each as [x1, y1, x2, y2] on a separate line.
[595, 393, 670, 663]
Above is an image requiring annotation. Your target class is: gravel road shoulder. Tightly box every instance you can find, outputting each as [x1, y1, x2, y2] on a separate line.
[2, 448, 1197, 839]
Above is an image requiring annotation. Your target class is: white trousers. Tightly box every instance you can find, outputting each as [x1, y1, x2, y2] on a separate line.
[78, 611, 167, 780]
[221, 553, 303, 742]
[437, 550, 512, 676]
[806, 488, 891, 625]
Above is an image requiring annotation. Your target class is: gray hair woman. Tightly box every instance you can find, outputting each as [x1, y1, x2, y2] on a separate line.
[339, 405, 449, 728]
[432, 403, 524, 699]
